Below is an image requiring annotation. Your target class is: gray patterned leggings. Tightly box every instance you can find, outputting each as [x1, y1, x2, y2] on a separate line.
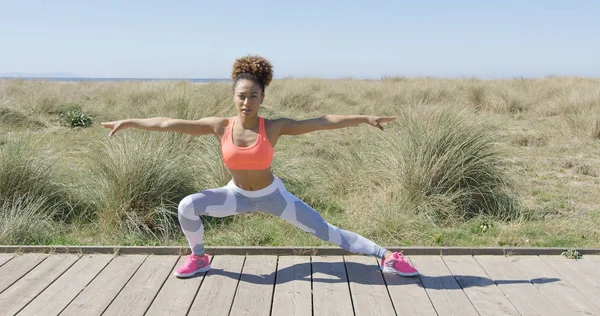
[178, 176, 387, 258]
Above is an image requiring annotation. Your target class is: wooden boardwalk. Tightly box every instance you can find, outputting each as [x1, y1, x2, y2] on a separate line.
[0, 253, 599, 315]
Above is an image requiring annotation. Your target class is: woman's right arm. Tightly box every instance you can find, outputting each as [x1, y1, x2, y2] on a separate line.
[101, 117, 226, 137]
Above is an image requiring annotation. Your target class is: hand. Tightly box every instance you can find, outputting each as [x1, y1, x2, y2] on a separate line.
[100, 120, 129, 137]
[366, 116, 396, 131]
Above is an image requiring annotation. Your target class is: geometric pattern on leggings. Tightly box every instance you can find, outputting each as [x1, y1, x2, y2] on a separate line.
[178, 179, 387, 258]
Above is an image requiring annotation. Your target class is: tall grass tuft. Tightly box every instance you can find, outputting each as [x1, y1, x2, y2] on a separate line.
[374, 105, 520, 223]
[0, 138, 75, 220]
[0, 195, 58, 245]
[88, 132, 198, 240]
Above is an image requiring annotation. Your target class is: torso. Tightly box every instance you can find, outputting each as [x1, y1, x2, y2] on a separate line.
[215, 116, 282, 191]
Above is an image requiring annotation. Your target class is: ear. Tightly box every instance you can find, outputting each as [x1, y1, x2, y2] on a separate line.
[261, 93, 266, 103]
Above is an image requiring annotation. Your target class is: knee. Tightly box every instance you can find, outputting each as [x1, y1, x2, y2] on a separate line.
[178, 195, 196, 219]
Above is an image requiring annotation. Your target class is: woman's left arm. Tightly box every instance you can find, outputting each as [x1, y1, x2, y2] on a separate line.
[277, 115, 396, 136]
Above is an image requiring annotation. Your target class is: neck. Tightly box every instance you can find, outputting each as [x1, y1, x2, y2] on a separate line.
[237, 115, 259, 129]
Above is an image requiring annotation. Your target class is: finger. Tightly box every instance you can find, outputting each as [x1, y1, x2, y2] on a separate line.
[108, 126, 120, 137]
[379, 117, 397, 123]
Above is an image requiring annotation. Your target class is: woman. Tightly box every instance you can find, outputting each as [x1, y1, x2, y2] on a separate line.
[101, 55, 419, 278]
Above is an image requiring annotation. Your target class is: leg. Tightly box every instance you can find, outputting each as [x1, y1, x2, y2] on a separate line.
[178, 186, 254, 255]
[268, 189, 419, 276]
[259, 187, 387, 259]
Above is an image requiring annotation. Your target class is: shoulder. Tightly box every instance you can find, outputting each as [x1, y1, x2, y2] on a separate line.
[265, 116, 327, 136]
[200, 116, 230, 126]
[265, 117, 295, 125]
[264, 117, 294, 130]
[199, 116, 231, 135]
[265, 117, 319, 137]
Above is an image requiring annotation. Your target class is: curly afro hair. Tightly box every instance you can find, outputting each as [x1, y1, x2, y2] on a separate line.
[231, 55, 273, 93]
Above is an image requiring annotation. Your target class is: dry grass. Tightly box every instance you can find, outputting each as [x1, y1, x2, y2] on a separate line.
[1, 77, 599, 248]
[0, 195, 58, 245]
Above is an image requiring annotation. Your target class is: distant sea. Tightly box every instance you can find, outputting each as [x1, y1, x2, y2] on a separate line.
[0, 77, 231, 83]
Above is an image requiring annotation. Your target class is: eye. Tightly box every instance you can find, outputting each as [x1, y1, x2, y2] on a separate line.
[252, 96, 258, 99]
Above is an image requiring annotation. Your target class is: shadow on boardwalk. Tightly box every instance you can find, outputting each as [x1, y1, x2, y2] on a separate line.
[183, 261, 561, 288]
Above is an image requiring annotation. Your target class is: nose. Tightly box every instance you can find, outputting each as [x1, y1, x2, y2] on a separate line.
[243, 97, 249, 106]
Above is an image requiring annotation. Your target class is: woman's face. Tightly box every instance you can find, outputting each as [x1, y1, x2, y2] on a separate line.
[233, 79, 264, 118]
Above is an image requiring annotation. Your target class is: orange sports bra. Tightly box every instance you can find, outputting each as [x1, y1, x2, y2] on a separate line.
[221, 116, 274, 170]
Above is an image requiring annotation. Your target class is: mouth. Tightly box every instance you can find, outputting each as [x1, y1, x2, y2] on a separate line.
[241, 108, 251, 114]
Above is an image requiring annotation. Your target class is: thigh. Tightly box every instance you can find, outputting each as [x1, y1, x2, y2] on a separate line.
[182, 187, 254, 218]
[262, 189, 329, 237]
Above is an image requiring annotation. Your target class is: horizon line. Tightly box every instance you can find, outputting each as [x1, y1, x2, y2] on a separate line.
[1, 75, 599, 81]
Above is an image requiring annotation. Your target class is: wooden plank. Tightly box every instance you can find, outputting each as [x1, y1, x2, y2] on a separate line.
[17, 254, 113, 316]
[102, 255, 178, 315]
[377, 256, 436, 316]
[0, 254, 12, 267]
[577, 255, 600, 288]
[311, 255, 354, 316]
[271, 256, 312, 316]
[344, 255, 396, 316]
[187, 255, 246, 316]
[541, 256, 600, 310]
[475, 256, 561, 316]
[0, 253, 47, 295]
[59, 254, 147, 316]
[0, 254, 79, 315]
[508, 256, 600, 315]
[409, 256, 479, 316]
[229, 255, 277, 316]
[442, 256, 520, 315]
[145, 255, 212, 316]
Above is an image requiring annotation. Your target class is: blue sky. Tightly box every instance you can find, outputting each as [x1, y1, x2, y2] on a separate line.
[1, 0, 598, 79]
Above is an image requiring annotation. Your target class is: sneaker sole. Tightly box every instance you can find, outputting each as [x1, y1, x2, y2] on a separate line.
[173, 265, 211, 278]
[381, 266, 419, 277]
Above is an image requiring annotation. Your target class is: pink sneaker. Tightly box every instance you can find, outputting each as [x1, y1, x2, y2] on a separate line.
[174, 254, 211, 278]
[381, 252, 419, 276]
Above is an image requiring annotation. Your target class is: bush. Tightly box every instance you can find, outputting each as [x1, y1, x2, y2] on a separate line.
[375, 105, 520, 223]
[60, 104, 93, 128]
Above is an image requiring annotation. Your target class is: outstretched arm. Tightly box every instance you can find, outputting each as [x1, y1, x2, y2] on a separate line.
[100, 116, 225, 137]
[278, 115, 396, 136]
